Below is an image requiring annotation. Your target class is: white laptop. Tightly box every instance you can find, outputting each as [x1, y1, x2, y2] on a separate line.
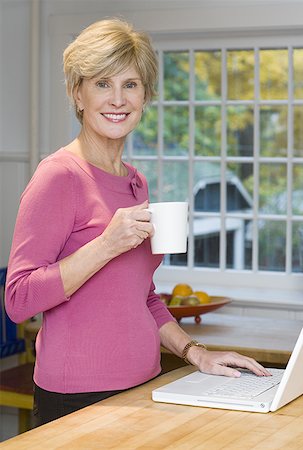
[152, 327, 303, 413]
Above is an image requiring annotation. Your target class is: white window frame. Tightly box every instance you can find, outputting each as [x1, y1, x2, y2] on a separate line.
[126, 32, 303, 302]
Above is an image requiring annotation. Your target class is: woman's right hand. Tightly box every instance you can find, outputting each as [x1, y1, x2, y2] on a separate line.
[101, 200, 154, 257]
[59, 201, 153, 297]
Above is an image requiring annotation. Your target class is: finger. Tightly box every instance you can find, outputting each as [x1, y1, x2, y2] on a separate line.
[221, 353, 271, 377]
[242, 359, 272, 376]
[136, 222, 153, 236]
[133, 209, 152, 222]
[209, 364, 242, 378]
[127, 200, 149, 212]
[231, 355, 270, 376]
[134, 229, 148, 241]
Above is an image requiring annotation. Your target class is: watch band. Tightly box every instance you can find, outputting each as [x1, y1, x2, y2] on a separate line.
[182, 340, 207, 365]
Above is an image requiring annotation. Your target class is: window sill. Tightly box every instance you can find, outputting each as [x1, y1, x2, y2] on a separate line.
[154, 279, 303, 318]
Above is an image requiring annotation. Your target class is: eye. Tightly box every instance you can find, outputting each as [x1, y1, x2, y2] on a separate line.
[125, 81, 137, 88]
[96, 80, 110, 88]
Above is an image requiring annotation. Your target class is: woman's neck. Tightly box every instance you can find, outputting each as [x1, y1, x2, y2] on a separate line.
[66, 132, 127, 177]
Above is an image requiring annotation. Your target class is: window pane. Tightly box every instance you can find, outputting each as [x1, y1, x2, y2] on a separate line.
[132, 160, 158, 202]
[195, 50, 221, 100]
[226, 162, 254, 211]
[227, 50, 254, 100]
[164, 51, 189, 100]
[226, 218, 252, 270]
[260, 49, 288, 100]
[132, 106, 158, 156]
[294, 48, 303, 99]
[258, 220, 286, 271]
[260, 106, 287, 157]
[164, 106, 189, 156]
[292, 222, 303, 272]
[294, 106, 303, 157]
[227, 106, 254, 156]
[164, 251, 188, 267]
[194, 215, 220, 268]
[193, 161, 221, 212]
[293, 164, 303, 215]
[162, 161, 188, 201]
[259, 163, 287, 214]
[195, 106, 221, 156]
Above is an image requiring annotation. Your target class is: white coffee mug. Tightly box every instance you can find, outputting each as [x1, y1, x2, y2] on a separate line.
[147, 202, 188, 254]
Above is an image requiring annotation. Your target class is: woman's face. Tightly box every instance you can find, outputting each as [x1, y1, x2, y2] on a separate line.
[75, 66, 145, 141]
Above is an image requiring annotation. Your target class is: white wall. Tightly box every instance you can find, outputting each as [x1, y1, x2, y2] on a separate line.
[1, 0, 303, 266]
[0, 0, 31, 265]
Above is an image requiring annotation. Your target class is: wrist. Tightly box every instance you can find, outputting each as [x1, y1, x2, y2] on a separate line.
[182, 340, 207, 366]
[97, 234, 117, 261]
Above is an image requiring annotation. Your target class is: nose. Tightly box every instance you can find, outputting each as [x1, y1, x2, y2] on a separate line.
[109, 86, 126, 108]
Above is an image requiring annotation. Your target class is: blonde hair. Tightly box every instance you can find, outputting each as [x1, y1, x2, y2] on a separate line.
[63, 18, 158, 123]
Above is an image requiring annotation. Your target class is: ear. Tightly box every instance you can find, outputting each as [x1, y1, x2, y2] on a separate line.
[73, 85, 84, 111]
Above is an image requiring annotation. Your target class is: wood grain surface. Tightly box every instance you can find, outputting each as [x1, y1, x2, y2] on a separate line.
[2, 365, 303, 449]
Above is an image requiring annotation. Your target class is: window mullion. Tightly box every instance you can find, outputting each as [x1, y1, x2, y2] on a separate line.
[220, 47, 227, 271]
[126, 133, 132, 163]
[252, 46, 260, 273]
[157, 50, 164, 201]
[188, 49, 195, 270]
[286, 45, 294, 274]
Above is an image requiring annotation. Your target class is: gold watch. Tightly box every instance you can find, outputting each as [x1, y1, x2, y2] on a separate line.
[182, 340, 207, 365]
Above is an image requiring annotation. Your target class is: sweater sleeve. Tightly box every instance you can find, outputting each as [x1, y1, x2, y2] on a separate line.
[146, 281, 176, 329]
[5, 160, 76, 323]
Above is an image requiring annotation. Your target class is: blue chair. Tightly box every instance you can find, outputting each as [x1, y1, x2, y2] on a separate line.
[0, 268, 26, 358]
[0, 267, 35, 433]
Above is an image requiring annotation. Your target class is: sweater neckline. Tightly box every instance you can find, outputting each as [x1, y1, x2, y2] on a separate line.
[60, 147, 130, 178]
[58, 148, 143, 198]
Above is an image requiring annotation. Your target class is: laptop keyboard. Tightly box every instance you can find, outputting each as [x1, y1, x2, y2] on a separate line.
[203, 368, 284, 399]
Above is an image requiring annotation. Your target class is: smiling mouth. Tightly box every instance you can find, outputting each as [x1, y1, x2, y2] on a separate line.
[102, 113, 129, 122]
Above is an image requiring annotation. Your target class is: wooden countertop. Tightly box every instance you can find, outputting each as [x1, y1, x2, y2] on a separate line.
[2, 365, 303, 449]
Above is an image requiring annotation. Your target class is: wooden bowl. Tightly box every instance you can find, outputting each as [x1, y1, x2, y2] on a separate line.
[165, 296, 231, 323]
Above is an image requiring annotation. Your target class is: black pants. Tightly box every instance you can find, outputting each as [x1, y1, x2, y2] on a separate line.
[33, 383, 123, 427]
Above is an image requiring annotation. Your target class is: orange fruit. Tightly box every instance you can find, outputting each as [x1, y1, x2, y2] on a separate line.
[172, 283, 193, 297]
[193, 290, 210, 304]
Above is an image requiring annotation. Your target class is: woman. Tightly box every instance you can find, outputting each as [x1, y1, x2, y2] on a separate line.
[5, 18, 270, 426]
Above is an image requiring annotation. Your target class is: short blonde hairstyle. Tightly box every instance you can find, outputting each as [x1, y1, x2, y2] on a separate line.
[63, 18, 158, 123]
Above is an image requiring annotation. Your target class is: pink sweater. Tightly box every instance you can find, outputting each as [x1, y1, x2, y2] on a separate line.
[5, 149, 174, 393]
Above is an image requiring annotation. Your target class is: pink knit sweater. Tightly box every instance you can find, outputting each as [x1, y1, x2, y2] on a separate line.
[5, 149, 174, 393]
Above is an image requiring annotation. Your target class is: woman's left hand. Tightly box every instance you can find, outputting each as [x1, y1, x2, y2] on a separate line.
[187, 346, 272, 378]
[159, 320, 271, 378]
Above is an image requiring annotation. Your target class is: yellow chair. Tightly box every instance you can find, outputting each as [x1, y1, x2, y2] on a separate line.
[0, 362, 34, 433]
[0, 268, 36, 434]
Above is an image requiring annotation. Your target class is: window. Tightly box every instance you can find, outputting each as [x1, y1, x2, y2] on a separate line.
[126, 34, 303, 294]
